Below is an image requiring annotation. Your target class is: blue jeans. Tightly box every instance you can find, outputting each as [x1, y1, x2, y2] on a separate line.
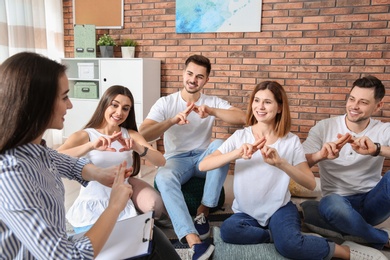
[221, 202, 334, 260]
[155, 139, 229, 243]
[319, 171, 390, 249]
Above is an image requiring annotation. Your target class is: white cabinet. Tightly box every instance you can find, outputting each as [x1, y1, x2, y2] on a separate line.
[61, 58, 161, 140]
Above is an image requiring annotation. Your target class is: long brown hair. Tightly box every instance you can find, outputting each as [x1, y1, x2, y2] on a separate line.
[0, 52, 66, 153]
[246, 81, 291, 138]
[85, 85, 140, 176]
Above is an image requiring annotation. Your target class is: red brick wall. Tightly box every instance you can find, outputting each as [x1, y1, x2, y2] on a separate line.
[63, 0, 390, 173]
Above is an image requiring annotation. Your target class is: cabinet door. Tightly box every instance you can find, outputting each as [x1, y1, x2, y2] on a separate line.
[63, 99, 99, 138]
[100, 59, 143, 103]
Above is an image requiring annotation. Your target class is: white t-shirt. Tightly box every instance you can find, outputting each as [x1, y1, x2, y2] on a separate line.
[302, 115, 390, 196]
[218, 127, 307, 226]
[145, 91, 231, 159]
[66, 127, 137, 227]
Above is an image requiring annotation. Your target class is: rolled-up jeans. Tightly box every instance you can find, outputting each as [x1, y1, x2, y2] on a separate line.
[319, 171, 390, 249]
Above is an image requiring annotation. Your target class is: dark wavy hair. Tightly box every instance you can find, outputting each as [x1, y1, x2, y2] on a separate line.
[246, 81, 291, 138]
[351, 75, 385, 102]
[0, 52, 66, 153]
[185, 54, 211, 76]
[84, 85, 140, 176]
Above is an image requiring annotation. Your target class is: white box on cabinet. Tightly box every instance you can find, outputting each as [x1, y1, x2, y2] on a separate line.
[61, 58, 161, 140]
[77, 63, 95, 79]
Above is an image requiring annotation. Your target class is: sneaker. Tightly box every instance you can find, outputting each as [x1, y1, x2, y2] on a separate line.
[194, 213, 210, 240]
[381, 228, 390, 248]
[301, 231, 323, 238]
[341, 241, 387, 260]
[187, 241, 215, 260]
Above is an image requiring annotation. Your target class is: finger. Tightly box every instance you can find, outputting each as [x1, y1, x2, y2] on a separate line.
[252, 136, 266, 148]
[184, 103, 195, 115]
[115, 161, 127, 183]
[335, 133, 352, 147]
[324, 145, 336, 157]
[358, 138, 368, 150]
[264, 147, 273, 157]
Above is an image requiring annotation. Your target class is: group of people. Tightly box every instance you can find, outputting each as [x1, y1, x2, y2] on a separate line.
[0, 52, 389, 260]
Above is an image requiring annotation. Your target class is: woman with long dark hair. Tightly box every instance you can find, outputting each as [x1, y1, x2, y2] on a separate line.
[0, 52, 179, 260]
[58, 85, 170, 232]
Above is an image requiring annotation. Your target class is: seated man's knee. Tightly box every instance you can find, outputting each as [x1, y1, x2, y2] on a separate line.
[155, 171, 177, 190]
[319, 194, 349, 219]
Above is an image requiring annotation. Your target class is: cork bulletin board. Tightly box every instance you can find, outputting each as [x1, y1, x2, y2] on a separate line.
[73, 0, 123, 29]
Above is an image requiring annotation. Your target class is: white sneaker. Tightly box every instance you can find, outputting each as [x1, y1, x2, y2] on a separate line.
[381, 228, 390, 248]
[301, 231, 323, 238]
[342, 241, 387, 260]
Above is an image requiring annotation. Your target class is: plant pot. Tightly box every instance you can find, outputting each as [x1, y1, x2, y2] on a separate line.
[99, 46, 114, 57]
[121, 46, 135, 58]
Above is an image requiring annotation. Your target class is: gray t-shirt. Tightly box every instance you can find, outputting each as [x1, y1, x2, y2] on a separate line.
[303, 115, 390, 196]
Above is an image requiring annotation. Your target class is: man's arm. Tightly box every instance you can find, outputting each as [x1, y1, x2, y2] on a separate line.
[209, 107, 246, 125]
[139, 118, 175, 142]
[305, 133, 352, 168]
[194, 105, 246, 125]
[139, 103, 195, 142]
[378, 145, 390, 158]
[350, 136, 390, 158]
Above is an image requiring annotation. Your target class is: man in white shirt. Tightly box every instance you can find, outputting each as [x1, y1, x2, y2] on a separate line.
[303, 75, 390, 250]
[139, 54, 246, 260]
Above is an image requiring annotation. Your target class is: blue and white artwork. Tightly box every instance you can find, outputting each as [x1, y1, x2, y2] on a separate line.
[176, 0, 261, 33]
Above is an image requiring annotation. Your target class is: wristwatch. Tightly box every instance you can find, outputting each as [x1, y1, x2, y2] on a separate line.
[373, 143, 381, 157]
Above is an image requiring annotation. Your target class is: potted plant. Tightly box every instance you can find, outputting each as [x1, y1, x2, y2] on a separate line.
[97, 34, 116, 58]
[121, 39, 138, 58]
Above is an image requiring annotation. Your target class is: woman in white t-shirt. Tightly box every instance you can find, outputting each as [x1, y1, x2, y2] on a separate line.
[58, 85, 170, 233]
[199, 81, 386, 259]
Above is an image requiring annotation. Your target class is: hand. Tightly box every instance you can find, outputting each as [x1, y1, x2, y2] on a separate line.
[116, 135, 134, 152]
[236, 137, 266, 159]
[193, 104, 210, 118]
[95, 164, 134, 187]
[92, 131, 123, 152]
[171, 102, 195, 125]
[349, 136, 377, 155]
[318, 133, 352, 160]
[108, 161, 133, 212]
[261, 145, 283, 166]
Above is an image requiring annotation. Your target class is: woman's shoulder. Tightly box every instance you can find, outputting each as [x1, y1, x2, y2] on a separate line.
[69, 129, 91, 141]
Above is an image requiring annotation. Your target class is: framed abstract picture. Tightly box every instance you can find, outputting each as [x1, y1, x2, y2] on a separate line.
[176, 0, 261, 33]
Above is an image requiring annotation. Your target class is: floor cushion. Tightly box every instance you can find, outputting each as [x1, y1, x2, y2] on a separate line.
[289, 177, 321, 198]
[154, 177, 225, 216]
[212, 226, 288, 260]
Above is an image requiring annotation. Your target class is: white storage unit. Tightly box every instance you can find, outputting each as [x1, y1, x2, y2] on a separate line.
[61, 58, 161, 140]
